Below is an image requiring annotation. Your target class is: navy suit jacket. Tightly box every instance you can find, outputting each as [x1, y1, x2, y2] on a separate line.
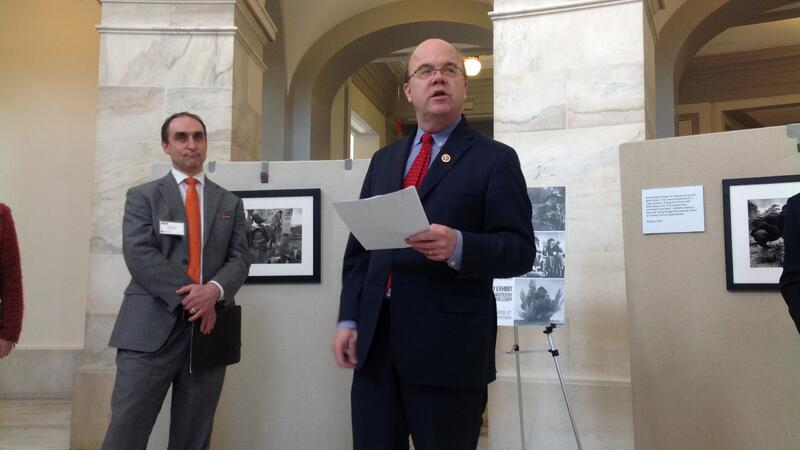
[780, 194, 800, 334]
[339, 118, 535, 388]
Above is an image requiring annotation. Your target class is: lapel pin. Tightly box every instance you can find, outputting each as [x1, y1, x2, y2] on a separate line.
[441, 153, 451, 163]
[221, 213, 231, 220]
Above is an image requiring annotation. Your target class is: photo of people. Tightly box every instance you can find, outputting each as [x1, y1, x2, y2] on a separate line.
[527, 231, 565, 279]
[529, 186, 565, 232]
[245, 208, 303, 264]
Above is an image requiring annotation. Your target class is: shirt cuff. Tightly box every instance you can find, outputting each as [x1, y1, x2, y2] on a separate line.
[337, 320, 357, 330]
[446, 230, 463, 271]
[209, 280, 225, 302]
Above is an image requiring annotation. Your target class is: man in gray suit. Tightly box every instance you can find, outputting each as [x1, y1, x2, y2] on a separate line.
[102, 112, 251, 450]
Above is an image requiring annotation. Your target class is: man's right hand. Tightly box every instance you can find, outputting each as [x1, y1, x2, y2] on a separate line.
[331, 328, 358, 369]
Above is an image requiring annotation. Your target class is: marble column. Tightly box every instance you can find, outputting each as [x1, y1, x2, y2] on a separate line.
[489, 1, 644, 448]
[70, 1, 275, 448]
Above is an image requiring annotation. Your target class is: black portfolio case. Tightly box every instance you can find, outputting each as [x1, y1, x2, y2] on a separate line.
[190, 304, 242, 372]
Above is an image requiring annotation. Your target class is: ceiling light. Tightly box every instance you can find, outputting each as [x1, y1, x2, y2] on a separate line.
[464, 56, 481, 77]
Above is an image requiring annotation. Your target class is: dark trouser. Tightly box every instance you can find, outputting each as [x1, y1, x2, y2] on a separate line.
[351, 301, 487, 450]
[102, 317, 226, 450]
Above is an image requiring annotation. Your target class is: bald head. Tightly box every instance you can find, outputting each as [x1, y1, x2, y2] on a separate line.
[403, 38, 468, 132]
[405, 39, 466, 81]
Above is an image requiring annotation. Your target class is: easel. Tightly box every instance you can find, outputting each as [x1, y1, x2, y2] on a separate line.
[506, 323, 583, 450]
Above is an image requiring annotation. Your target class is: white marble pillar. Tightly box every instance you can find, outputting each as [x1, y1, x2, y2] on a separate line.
[489, 1, 644, 448]
[71, 1, 275, 448]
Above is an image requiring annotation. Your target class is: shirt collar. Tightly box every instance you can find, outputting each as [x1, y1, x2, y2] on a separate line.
[171, 168, 206, 186]
[415, 116, 461, 147]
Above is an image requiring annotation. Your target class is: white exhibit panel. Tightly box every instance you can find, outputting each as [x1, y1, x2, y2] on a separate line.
[620, 125, 800, 450]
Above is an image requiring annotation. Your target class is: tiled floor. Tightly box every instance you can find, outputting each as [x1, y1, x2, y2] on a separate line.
[0, 399, 489, 449]
[0, 399, 71, 450]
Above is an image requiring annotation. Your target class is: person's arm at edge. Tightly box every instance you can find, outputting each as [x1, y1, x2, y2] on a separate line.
[0, 205, 24, 352]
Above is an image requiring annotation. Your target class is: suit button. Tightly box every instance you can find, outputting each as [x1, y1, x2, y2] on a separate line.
[182, 259, 188, 265]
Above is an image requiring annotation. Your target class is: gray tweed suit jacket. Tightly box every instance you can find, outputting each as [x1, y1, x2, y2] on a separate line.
[109, 172, 251, 352]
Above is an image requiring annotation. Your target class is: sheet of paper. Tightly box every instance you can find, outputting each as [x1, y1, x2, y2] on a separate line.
[332, 186, 430, 250]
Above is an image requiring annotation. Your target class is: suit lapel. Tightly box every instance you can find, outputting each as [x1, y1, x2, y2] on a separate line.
[417, 119, 474, 201]
[378, 132, 415, 195]
[158, 172, 186, 224]
[157, 172, 188, 250]
[203, 177, 223, 247]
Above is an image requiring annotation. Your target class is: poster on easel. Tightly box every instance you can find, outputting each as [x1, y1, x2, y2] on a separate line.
[494, 186, 566, 327]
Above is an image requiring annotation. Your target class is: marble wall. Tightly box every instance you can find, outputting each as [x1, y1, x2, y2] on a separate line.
[489, 0, 645, 448]
[72, 1, 275, 447]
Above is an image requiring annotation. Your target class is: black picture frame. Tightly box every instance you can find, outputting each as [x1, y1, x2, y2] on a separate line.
[722, 175, 800, 290]
[234, 188, 321, 283]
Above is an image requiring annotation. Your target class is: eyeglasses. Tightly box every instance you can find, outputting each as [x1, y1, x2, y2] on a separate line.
[408, 65, 463, 81]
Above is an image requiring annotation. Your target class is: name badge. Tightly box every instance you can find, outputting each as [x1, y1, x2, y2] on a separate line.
[159, 220, 185, 236]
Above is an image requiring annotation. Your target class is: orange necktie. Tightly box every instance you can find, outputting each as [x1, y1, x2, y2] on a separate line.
[185, 177, 201, 283]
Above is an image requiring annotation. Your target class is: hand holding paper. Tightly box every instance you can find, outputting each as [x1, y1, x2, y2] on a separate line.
[332, 186, 430, 250]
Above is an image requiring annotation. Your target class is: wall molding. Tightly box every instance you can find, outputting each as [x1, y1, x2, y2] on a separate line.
[489, 0, 642, 21]
[99, 0, 235, 4]
[680, 44, 800, 104]
[237, 0, 277, 44]
[642, 0, 660, 43]
[495, 374, 631, 389]
[96, 25, 237, 35]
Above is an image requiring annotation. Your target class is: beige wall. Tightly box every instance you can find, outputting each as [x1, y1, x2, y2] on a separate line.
[620, 125, 800, 450]
[349, 80, 386, 149]
[329, 84, 347, 160]
[330, 80, 386, 160]
[0, 0, 100, 349]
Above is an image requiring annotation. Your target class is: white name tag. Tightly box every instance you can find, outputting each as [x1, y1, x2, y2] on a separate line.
[159, 220, 185, 236]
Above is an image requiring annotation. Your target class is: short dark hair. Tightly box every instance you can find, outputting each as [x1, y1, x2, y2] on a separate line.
[161, 112, 207, 144]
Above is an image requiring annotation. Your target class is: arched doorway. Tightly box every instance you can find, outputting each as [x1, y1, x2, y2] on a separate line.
[284, 1, 492, 160]
[650, 0, 799, 138]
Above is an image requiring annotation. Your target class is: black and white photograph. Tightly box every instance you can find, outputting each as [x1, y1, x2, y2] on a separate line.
[495, 185, 568, 327]
[514, 278, 565, 326]
[747, 198, 786, 268]
[234, 189, 321, 283]
[723, 175, 800, 290]
[245, 208, 303, 264]
[529, 186, 565, 232]
[527, 231, 566, 279]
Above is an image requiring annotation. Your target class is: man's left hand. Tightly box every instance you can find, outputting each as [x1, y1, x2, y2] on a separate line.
[177, 283, 222, 334]
[406, 224, 457, 261]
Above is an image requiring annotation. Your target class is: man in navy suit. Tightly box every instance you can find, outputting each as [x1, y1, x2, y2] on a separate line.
[331, 38, 535, 450]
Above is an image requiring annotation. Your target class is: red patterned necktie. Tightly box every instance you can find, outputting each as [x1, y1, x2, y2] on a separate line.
[403, 132, 433, 188]
[387, 132, 433, 292]
[185, 177, 201, 283]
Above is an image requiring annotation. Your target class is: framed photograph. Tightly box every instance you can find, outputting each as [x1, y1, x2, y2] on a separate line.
[722, 175, 800, 290]
[234, 188, 321, 283]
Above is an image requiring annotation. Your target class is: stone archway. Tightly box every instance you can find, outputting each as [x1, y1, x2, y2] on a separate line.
[285, 0, 492, 160]
[652, 0, 797, 137]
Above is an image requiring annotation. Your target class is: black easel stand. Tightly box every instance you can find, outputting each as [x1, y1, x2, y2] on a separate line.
[506, 323, 583, 450]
